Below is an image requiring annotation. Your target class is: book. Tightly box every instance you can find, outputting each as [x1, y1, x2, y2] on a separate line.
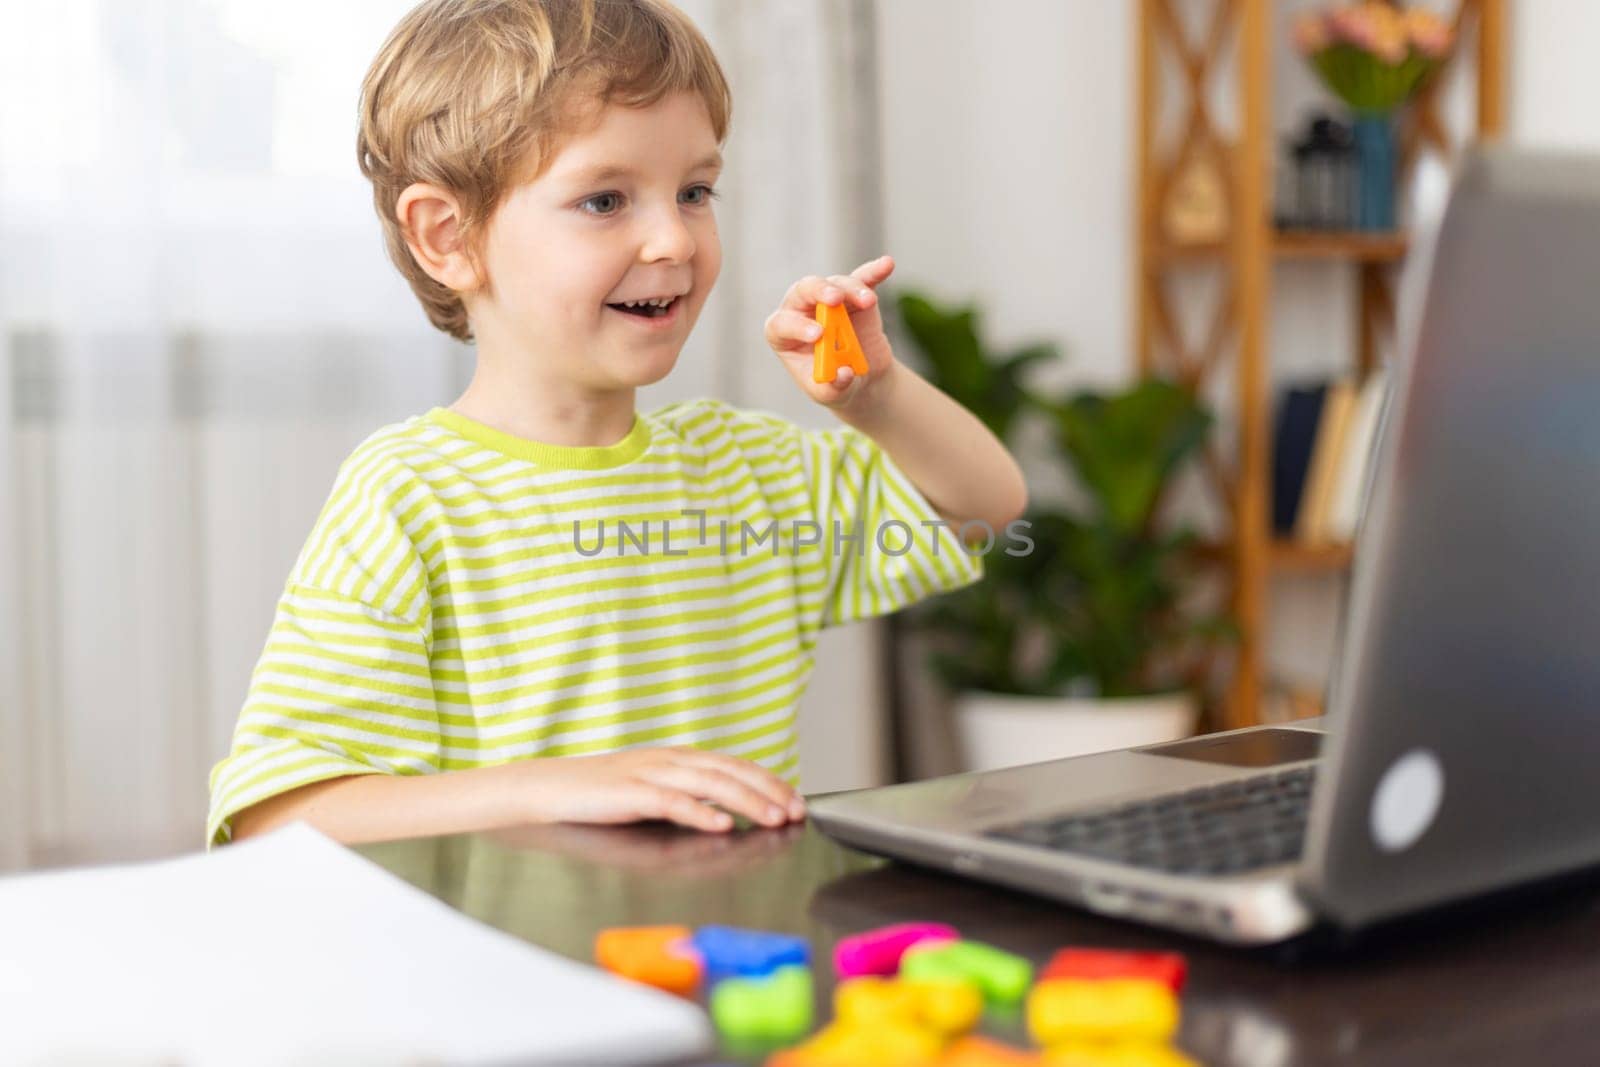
[1326, 370, 1390, 544]
[1296, 380, 1357, 544]
[1272, 383, 1328, 535]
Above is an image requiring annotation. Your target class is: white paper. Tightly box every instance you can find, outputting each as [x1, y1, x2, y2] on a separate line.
[0, 822, 713, 1066]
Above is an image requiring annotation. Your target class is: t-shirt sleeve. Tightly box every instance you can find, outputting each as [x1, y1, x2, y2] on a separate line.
[796, 421, 985, 630]
[205, 453, 439, 847]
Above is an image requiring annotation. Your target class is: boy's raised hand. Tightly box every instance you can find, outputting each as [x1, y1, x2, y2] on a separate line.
[765, 254, 899, 410]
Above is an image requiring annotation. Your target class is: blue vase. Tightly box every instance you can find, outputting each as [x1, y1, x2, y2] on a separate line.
[1352, 113, 1396, 231]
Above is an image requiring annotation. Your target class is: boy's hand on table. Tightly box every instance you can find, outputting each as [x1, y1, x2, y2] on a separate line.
[765, 254, 900, 413]
[502, 747, 806, 833]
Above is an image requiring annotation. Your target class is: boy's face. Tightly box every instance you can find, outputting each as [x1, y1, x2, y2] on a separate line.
[467, 90, 723, 393]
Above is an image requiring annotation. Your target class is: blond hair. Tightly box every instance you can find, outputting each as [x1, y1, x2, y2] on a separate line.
[357, 0, 732, 342]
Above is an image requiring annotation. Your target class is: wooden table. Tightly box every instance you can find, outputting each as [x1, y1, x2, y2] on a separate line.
[359, 820, 1600, 1065]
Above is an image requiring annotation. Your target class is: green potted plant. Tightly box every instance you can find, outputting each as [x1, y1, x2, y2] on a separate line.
[895, 291, 1226, 770]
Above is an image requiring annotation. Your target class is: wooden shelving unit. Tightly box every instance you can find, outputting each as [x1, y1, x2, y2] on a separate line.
[1269, 539, 1355, 574]
[1157, 231, 1410, 263]
[1135, 0, 1505, 729]
[1272, 230, 1410, 262]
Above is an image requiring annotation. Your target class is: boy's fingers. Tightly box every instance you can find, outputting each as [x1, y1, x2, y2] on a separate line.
[673, 749, 799, 815]
[851, 254, 895, 286]
[781, 275, 829, 313]
[784, 273, 871, 313]
[765, 308, 823, 352]
[645, 765, 789, 828]
[629, 781, 733, 833]
[825, 273, 877, 309]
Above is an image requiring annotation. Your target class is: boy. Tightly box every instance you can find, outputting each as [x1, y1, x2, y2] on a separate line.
[207, 0, 1027, 847]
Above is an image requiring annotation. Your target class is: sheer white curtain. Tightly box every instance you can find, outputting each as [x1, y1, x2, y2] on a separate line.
[0, 0, 884, 870]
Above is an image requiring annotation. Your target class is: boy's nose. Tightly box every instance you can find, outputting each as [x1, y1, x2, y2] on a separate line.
[640, 206, 696, 264]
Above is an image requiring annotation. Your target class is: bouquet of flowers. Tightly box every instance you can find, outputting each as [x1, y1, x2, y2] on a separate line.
[1293, 3, 1455, 115]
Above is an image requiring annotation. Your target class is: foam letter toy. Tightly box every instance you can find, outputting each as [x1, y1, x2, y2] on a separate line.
[834, 921, 959, 978]
[692, 925, 810, 983]
[710, 964, 814, 1042]
[900, 939, 1034, 1005]
[1026, 978, 1179, 1045]
[1042, 1043, 1198, 1067]
[1041, 948, 1187, 993]
[813, 301, 869, 384]
[833, 976, 923, 1027]
[594, 925, 700, 995]
[767, 1019, 942, 1067]
[902, 977, 983, 1036]
[941, 1035, 1045, 1065]
[833, 975, 981, 1037]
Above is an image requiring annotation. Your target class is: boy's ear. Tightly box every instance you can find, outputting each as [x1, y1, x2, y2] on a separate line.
[395, 182, 482, 293]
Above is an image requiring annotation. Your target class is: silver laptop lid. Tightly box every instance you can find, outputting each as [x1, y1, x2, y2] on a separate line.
[1300, 147, 1600, 927]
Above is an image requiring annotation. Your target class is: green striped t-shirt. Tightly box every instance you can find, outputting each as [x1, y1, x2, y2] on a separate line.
[206, 397, 984, 845]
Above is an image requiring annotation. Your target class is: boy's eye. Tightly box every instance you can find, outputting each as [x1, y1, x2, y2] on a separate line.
[579, 185, 718, 216]
[681, 183, 720, 207]
[580, 192, 624, 216]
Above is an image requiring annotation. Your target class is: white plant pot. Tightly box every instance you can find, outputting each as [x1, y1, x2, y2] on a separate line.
[953, 689, 1200, 773]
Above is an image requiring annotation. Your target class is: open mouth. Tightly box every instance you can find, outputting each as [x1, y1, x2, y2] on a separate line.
[606, 296, 682, 319]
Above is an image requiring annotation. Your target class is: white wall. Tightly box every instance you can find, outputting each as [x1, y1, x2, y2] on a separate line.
[877, 0, 1132, 389]
[1512, 0, 1600, 149]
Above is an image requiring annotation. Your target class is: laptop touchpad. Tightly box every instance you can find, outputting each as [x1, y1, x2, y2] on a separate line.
[1143, 728, 1322, 767]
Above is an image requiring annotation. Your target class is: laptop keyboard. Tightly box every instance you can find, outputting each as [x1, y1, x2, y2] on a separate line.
[983, 765, 1317, 877]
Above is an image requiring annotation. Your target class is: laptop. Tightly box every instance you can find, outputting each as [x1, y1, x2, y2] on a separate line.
[811, 146, 1600, 945]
